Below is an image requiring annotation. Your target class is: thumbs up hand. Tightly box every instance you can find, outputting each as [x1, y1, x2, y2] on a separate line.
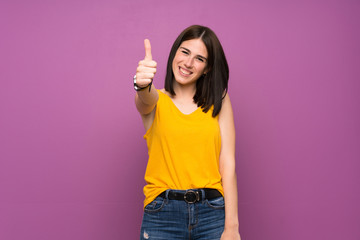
[135, 39, 157, 88]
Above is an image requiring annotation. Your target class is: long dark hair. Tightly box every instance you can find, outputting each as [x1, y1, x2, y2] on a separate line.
[165, 25, 229, 117]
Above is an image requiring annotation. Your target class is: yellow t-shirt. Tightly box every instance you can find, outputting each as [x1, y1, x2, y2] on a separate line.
[143, 90, 223, 207]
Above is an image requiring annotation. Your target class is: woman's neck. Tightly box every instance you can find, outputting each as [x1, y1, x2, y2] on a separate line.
[172, 82, 196, 102]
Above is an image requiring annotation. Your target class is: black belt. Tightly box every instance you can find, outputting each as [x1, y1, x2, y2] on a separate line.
[159, 188, 222, 204]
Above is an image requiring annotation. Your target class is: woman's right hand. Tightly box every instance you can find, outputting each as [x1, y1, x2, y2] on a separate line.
[134, 39, 159, 118]
[135, 39, 157, 88]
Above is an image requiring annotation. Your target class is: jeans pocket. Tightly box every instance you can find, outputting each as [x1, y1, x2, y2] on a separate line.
[144, 197, 166, 213]
[205, 196, 225, 209]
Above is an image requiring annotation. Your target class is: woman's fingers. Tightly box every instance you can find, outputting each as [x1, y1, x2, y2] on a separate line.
[136, 72, 155, 80]
[137, 65, 157, 74]
[135, 75, 153, 87]
[138, 60, 157, 68]
[135, 39, 156, 86]
[144, 39, 152, 61]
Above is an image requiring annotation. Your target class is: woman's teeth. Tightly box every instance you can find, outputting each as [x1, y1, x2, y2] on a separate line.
[180, 67, 191, 75]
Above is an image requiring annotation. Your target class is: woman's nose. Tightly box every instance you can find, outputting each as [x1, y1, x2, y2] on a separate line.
[184, 56, 194, 68]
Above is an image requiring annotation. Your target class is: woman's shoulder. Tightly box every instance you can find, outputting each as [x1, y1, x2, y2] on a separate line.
[158, 88, 172, 97]
[218, 93, 233, 120]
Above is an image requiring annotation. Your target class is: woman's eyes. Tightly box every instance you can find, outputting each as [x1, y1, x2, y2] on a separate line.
[180, 50, 205, 63]
[196, 57, 205, 62]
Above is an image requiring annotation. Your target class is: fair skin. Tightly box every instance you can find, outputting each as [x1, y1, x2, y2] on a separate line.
[135, 38, 241, 240]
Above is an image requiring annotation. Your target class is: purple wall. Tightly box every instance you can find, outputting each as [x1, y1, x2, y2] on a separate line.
[1, 0, 359, 239]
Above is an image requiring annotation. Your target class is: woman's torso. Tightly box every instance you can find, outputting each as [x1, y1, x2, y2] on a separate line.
[142, 89, 223, 207]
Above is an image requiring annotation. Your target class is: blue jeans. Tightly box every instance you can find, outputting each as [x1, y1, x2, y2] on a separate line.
[140, 189, 225, 240]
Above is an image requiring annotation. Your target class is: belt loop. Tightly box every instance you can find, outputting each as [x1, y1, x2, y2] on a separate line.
[200, 189, 206, 201]
[165, 189, 170, 199]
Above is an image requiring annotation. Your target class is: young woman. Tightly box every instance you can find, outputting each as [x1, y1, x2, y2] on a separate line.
[134, 25, 241, 240]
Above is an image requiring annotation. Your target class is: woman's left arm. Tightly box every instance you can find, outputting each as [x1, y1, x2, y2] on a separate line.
[218, 94, 241, 240]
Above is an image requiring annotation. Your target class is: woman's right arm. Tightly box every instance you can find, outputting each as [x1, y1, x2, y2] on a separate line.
[134, 39, 159, 130]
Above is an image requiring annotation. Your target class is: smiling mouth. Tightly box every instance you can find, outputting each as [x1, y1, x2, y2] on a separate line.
[179, 67, 192, 76]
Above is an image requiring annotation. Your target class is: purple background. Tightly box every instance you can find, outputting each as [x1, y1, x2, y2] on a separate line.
[1, 0, 359, 239]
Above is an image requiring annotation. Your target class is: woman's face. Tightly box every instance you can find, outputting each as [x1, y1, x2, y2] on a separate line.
[172, 38, 208, 87]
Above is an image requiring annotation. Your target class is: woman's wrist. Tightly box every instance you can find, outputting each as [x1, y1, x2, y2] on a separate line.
[133, 75, 153, 92]
[224, 221, 239, 230]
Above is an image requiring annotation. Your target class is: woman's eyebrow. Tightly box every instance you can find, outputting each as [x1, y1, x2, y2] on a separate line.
[180, 47, 207, 61]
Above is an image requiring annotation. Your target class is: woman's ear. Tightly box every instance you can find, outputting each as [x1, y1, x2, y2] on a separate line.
[204, 67, 211, 75]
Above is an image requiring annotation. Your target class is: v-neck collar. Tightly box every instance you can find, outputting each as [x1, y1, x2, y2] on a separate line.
[159, 91, 201, 116]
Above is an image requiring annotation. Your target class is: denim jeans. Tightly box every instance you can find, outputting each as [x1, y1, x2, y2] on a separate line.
[140, 189, 225, 240]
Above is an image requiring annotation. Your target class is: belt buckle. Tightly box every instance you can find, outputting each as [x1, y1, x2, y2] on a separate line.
[184, 190, 200, 203]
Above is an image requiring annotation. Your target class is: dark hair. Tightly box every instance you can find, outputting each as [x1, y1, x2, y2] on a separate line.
[164, 25, 229, 117]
